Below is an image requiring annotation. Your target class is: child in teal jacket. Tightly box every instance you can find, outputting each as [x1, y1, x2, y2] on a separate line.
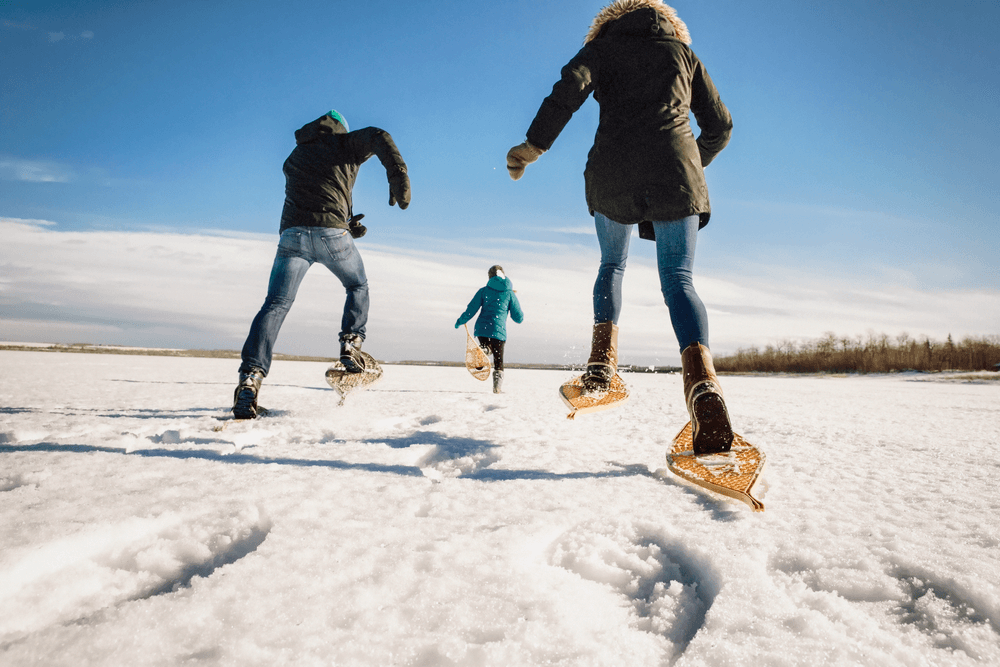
[455, 265, 524, 392]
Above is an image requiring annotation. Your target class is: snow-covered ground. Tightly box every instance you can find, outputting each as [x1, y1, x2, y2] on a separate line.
[1, 350, 998, 666]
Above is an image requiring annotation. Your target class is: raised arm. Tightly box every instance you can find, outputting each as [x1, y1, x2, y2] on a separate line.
[507, 46, 596, 180]
[348, 127, 411, 209]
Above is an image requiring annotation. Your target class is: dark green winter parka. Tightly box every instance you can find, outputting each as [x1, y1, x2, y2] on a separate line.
[280, 115, 408, 233]
[525, 0, 732, 236]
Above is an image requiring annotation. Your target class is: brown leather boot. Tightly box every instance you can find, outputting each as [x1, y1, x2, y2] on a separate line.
[681, 343, 734, 454]
[582, 322, 618, 392]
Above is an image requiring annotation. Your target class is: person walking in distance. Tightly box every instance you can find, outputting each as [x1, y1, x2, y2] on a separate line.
[233, 109, 411, 419]
[505, 0, 734, 453]
[455, 265, 524, 394]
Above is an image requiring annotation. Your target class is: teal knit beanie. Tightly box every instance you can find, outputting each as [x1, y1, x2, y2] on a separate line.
[327, 109, 349, 132]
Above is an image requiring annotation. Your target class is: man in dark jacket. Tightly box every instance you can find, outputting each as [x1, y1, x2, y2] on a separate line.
[233, 110, 410, 419]
[455, 265, 525, 393]
[506, 0, 735, 454]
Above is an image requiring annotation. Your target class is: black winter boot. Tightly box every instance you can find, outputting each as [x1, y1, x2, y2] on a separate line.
[232, 368, 264, 419]
[340, 334, 365, 373]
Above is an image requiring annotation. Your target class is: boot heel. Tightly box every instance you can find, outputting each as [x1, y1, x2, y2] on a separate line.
[233, 387, 259, 419]
[692, 392, 733, 454]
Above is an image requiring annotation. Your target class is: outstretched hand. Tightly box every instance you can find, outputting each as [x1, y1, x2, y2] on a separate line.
[388, 168, 410, 209]
[506, 141, 545, 181]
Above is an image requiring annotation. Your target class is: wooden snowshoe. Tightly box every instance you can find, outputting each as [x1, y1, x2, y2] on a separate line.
[558, 373, 629, 420]
[666, 422, 766, 511]
[464, 324, 491, 381]
[326, 351, 383, 405]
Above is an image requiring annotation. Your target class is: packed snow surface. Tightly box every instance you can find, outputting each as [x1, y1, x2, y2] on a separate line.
[1, 351, 998, 666]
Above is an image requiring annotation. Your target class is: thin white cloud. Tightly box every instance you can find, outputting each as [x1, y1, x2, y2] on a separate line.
[2, 20, 35, 31]
[0, 217, 57, 228]
[1, 220, 996, 365]
[0, 157, 75, 183]
[2, 21, 93, 42]
[548, 226, 595, 235]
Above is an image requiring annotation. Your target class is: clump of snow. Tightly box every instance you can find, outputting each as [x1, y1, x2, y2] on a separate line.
[1, 351, 998, 665]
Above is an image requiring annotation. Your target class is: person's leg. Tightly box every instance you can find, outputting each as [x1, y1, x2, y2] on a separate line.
[240, 229, 312, 376]
[492, 339, 505, 373]
[477, 337, 504, 372]
[653, 216, 731, 453]
[236, 228, 312, 417]
[592, 212, 632, 325]
[315, 227, 370, 371]
[315, 228, 369, 340]
[652, 215, 709, 352]
[479, 337, 505, 393]
[584, 212, 630, 390]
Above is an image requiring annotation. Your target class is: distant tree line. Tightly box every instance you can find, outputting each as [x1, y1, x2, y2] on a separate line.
[713, 332, 1000, 374]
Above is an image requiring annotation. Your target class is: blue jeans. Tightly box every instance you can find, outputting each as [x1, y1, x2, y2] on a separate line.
[240, 226, 369, 375]
[593, 212, 709, 352]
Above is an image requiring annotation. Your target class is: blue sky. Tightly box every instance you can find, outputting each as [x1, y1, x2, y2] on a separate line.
[2, 1, 998, 362]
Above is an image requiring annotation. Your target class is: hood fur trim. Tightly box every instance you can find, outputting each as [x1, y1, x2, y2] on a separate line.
[585, 0, 691, 45]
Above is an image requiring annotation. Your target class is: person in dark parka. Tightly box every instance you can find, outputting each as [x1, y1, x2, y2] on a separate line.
[455, 265, 524, 393]
[506, 0, 735, 454]
[233, 109, 410, 419]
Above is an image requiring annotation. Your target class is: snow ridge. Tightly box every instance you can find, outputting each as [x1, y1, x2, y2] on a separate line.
[0, 505, 271, 644]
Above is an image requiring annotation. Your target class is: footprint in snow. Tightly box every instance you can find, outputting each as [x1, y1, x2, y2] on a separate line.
[890, 568, 1000, 661]
[0, 504, 271, 643]
[769, 548, 1000, 663]
[548, 520, 720, 665]
[366, 430, 500, 479]
[0, 470, 51, 493]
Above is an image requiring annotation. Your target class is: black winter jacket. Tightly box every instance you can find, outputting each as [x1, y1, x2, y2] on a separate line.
[279, 115, 408, 233]
[525, 3, 732, 235]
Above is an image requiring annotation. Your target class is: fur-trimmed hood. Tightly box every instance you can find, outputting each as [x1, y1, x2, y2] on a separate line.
[585, 0, 691, 45]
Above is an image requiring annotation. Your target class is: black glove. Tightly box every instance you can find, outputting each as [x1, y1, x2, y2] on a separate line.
[348, 213, 366, 239]
[388, 166, 410, 210]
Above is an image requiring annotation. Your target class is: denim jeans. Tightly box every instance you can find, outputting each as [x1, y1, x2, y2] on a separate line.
[240, 226, 369, 375]
[593, 212, 709, 352]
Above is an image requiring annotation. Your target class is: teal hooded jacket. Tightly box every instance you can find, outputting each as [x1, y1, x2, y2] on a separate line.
[456, 276, 524, 341]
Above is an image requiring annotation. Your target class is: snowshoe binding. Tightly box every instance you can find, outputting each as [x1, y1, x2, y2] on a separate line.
[339, 334, 366, 374]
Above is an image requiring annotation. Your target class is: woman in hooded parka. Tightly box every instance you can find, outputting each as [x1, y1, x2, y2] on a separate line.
[505, 0, 734, 454]
[455, 265, 524, 393]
